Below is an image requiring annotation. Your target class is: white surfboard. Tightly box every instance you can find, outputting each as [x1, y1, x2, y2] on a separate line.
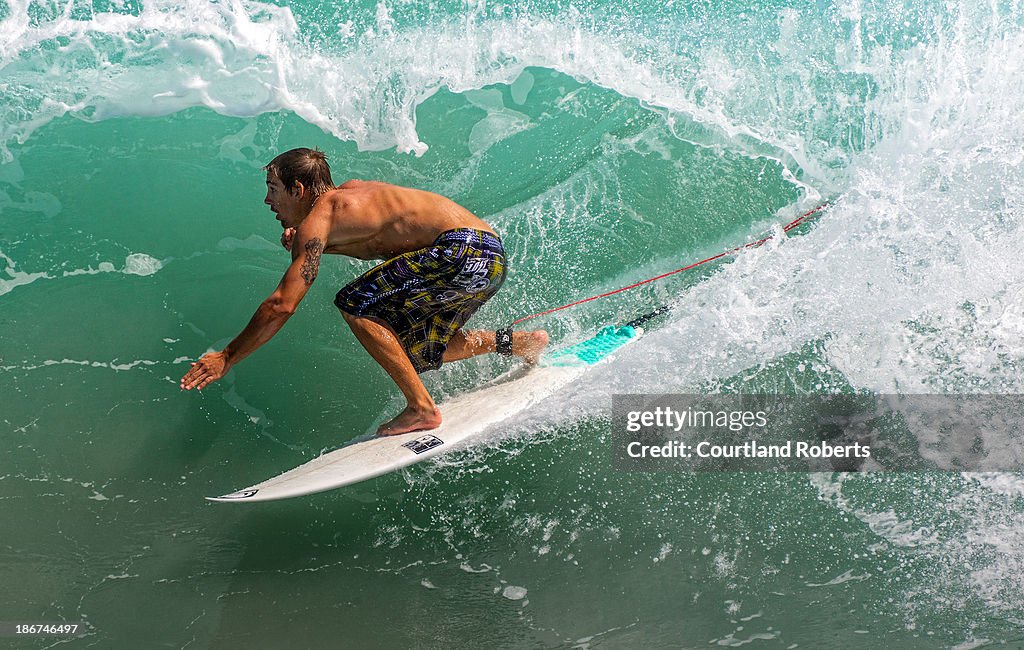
[207, 325, 640, 503]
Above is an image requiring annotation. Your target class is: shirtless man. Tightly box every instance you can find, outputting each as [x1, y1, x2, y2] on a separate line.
[180, 148, 548, 435]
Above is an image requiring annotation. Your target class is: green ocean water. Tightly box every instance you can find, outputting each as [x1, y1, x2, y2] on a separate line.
[3, 0, 1024, 647]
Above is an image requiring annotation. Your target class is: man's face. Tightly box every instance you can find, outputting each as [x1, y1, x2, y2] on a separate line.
[264, 170, 303, 228]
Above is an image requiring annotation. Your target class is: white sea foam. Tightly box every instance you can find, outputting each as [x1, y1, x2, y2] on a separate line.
[0, 249, 50, 296]
[501, 585, 527, 600]
[0, 251, 165, 296]
[10, 357, 162, 371]
[123, 253, 163, 276]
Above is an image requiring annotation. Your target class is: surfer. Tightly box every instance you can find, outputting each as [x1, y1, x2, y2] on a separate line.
[180, 148, 548, 435]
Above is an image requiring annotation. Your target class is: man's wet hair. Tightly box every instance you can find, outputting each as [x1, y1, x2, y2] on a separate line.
[264, 148, 335, 202]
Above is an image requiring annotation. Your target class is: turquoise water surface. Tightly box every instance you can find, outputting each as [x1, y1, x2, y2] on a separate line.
[2, 0, 1024, 647]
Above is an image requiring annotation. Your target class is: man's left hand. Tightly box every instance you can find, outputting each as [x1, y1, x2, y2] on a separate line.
[281, 227, 296, 251]
[180, 351, 231, 391]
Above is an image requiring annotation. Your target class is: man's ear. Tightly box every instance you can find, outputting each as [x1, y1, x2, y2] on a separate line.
[292, 181, 306, 199]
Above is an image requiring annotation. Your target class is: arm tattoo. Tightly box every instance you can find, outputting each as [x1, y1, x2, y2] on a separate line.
[301, 238, 324, 286]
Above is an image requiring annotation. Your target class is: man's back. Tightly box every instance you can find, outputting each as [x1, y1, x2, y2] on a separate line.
[316, 181, 496, 260]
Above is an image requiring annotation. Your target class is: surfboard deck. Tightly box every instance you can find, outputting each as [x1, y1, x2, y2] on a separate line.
[207, 325, 640, 503]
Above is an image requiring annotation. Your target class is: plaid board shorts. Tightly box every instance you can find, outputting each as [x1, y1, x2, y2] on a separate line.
[334, 228, 507, 373]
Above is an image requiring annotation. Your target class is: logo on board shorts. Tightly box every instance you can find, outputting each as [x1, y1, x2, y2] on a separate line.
[453, 258, 493, 293]
[402, 434, 445, 454]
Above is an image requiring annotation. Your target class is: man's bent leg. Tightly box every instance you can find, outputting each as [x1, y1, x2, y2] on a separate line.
[443, 329, 550, 364]
[341, 311, 442, 436]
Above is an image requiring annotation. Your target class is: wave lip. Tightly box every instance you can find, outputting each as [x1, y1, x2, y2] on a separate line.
[2, 0, 864, 180]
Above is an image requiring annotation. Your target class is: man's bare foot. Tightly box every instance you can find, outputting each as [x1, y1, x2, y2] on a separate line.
[377, 405, 442, 436]
[514, 330, 549, 365]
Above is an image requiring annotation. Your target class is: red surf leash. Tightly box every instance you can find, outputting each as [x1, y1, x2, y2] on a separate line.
[509, 201, 831, 327]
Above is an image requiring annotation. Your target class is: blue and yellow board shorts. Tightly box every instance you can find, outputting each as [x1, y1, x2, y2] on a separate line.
[334, 228, 507, 373]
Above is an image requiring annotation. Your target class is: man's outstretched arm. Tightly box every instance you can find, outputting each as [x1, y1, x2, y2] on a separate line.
[180, 220, 328, 391]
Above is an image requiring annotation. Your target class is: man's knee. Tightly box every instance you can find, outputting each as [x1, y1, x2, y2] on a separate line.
[340, 309, 359, 326]
[340, 310, 395, 337]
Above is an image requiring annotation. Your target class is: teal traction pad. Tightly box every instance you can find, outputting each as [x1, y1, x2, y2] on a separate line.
[545, 325, 640, 367]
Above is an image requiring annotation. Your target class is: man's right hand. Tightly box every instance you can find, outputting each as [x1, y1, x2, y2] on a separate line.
[180, 350, 232, 391]
[281, 227, 296, 251]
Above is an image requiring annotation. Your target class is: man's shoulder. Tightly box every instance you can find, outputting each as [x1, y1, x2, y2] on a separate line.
[328, 179, 388, 205]
[315, 186, 360, 213]
[306, 186, 378, 233]
[336, 178, 394, 190]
